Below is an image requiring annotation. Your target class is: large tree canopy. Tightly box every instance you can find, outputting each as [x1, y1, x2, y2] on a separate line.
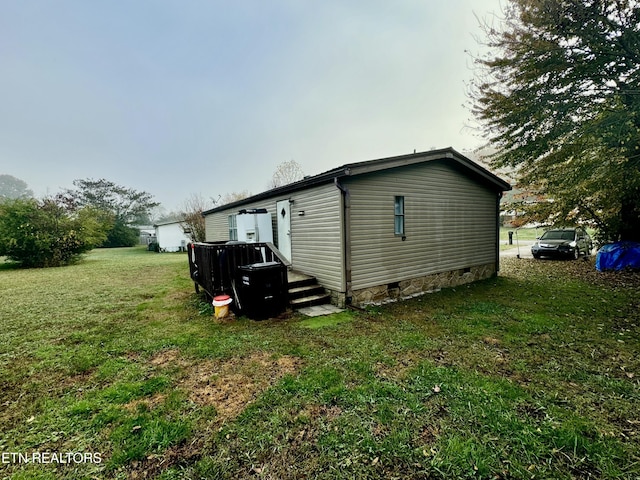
[60, 179, 159, 247]
[62, 178, 159, 225]
[472, 0, 640, 241]
[0, 174, 33, 201]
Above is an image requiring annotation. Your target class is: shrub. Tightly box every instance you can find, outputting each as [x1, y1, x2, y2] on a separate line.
[0, 198, 109, 267]
[102, 218, 139, 248]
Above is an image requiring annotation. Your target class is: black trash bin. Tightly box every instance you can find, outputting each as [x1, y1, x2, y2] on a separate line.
[236, 262, 288, 319]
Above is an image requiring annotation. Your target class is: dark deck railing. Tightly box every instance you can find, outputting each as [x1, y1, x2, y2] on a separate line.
[188, 241, 290, 300]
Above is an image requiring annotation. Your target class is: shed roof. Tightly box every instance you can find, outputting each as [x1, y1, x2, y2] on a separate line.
[203, 147, 511, 215]
[153, 218, 185, 228]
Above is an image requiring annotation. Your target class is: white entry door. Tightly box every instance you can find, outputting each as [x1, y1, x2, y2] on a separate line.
[276, 199, 292, 262]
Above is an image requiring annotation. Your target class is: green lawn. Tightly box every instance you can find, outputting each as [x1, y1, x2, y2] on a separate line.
[500, 226, 543, 241]
[499, 227, 542, 250]
[1, 247, 639, 479]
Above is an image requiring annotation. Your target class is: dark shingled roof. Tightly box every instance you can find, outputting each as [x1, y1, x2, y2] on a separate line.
[203, 147, 511, 215]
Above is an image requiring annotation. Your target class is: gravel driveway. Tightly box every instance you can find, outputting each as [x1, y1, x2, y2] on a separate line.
[500, 240, 535, 258]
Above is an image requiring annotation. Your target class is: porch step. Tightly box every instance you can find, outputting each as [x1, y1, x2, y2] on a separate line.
[289, 284, 326, 299]
[287, 270, 331, 309]
[290, 293, 332, 308]
[287, 271, 317, 287]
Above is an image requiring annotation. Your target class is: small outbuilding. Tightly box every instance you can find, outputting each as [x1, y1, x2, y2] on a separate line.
[154, 219, 191, 252]
[136, 225, 156, 246]
[203, 148, 511, 307]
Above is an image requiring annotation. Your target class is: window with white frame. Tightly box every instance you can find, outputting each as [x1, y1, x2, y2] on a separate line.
[394, 196, 405, 235]
[228, 214, 237, 240]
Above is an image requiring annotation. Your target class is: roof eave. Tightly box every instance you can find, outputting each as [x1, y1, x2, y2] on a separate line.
[202, 167, 350, 215]
[343, 147, 511, 192]
[202, 148, 511, 215]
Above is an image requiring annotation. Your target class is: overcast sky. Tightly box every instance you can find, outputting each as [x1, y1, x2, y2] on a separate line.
[1, 1, 504, 214]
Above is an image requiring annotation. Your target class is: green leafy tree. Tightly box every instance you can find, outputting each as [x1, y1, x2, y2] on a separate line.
[0, 174, 33, 201]
[0, 198, 109, 267]
[61, 179, 159, 247]
[102, 218, 140, 248]
[471, 0, 640, 242]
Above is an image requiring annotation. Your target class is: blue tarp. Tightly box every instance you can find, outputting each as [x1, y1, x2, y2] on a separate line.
[596, 241, 640, 271]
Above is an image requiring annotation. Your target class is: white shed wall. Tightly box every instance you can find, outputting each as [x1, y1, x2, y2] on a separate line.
[155, 223, 190, 252]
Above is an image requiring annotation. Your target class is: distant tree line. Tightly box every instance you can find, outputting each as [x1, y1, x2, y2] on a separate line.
[58, 178, 159, 248]
[0, 177, 158, 267]
[0, 174, 33, 201]
[1, 160, 303, 267]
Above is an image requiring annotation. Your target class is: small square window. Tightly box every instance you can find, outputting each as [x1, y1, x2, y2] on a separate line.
[394, 196, 404, 235]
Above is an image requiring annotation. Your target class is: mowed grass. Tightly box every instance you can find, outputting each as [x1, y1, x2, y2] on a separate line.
[500, 226, 542, 242]
[1, 247, 639, 479]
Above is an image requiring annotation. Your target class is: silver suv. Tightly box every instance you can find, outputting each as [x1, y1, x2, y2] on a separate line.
[531, 228, 593, 260]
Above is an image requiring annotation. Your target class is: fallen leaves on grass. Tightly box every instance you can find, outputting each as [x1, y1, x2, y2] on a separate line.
[501, 257, 640, 291]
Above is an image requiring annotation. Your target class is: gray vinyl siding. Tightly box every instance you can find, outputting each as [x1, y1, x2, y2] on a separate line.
[346, 162, 498, 291]
[205, 199, 274, 242]
[205, 212, 234, 242]
[203, 183, 344, 293]
[289, 184, 343, 292]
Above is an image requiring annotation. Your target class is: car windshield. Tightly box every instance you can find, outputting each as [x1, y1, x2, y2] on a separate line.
[541, 230, 575, 241]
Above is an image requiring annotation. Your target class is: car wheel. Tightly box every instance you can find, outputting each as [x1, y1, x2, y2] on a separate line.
[573, 248, 580, 260]
[533, 253, 540, 259]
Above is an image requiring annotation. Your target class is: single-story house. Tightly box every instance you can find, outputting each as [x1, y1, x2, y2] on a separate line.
[154, 219, 191, 252]
[203, 148, 511, 307]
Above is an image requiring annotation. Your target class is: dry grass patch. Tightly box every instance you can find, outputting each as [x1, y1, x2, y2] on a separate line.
[123, 393, 168, 413]
[147, 349, 303, 421]
[373, 353, 423, 381]
[149, 348, 183, 368]
[178, 352, 302, 421]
